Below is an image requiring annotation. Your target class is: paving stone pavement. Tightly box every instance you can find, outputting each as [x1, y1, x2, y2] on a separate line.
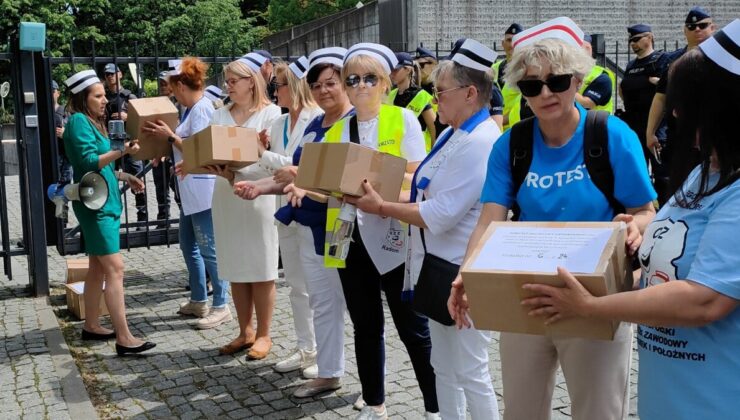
[2, 174, 640, 419]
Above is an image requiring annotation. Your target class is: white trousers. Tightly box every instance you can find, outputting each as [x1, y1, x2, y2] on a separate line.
[297, 224, 346, 378]
[500, 323, 633, 420]
[430, 321, 499, 420]
[278, 224, 316, 352]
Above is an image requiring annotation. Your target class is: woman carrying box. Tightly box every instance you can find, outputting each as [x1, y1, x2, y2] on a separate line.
[62, 70, 154, 356]
[204, 54, 281, 359]
[145, 57, 229, 330]
[323, 43, 437, 420]
[350, 39, 502, 419]
[448, 18, 656, 420]
[520, 20, 740, 420]
[234, 47, 355, 398]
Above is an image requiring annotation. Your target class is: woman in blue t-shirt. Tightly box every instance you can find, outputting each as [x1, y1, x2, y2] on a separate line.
[521, 21, 740, 420]
[449, 19, 657, 420]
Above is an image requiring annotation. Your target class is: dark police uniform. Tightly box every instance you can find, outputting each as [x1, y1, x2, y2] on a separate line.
[620, 50, 668, 161]
[105, 85, 148, 223]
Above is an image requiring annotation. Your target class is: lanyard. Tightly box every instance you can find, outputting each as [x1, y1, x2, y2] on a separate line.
[410, 108, 490, 202]
[283, 117, 290, 149]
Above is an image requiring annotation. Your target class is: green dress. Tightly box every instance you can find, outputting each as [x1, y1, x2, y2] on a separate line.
[63, 113, 123, 255]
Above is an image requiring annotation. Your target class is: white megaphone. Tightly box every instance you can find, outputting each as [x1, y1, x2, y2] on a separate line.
[47, 172, 109, 218]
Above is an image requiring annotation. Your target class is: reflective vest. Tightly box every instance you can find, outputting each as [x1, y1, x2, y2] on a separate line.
[492, 59, 522, 130]
[386, 88, 435, 152]
[580, 65, 616, 114]
[322, 104, 406, 268]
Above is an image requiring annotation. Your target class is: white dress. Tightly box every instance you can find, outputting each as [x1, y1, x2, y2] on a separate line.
[210, 103, 282, 282]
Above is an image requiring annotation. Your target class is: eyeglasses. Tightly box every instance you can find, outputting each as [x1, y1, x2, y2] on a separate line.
[345, 74, 379, 88]
[274, 81, 288, 89]
[628, 34, 648, 43]
[685, 22, 711, 31]
[516, 74, 573, 97]
[224, 76, 251, 87]
[432, 85, 467, 100]
[417, 61, 435, 69]
[309, 79, 340, 91]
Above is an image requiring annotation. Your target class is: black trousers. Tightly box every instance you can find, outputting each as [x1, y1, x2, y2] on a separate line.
[116, 155, 147, 221]
[337, 228, 438, 412]
[152, 158, 176, 218]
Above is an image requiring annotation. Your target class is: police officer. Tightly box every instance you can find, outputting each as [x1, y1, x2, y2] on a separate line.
[414, 46, 438, 95]
[494, 23, 524, 130]
[253, 50, 277, 103]
[575, 34, 615, 113]
[645, 6, 715, 204]
[103, 63, 147, 226]
[619, 24, 668, 164]
[52, 80, 72, 186]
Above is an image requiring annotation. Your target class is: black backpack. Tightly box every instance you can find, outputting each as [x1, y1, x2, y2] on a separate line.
[508, 110, 625, 220]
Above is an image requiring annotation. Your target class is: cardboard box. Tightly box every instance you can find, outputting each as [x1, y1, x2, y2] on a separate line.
[462, 222, 631, 340]
[126, 97, 179, 160]
[65, 258, 89, 283]
[65, 282, 109, 320]
[295, 142, 407, 201]
[182, 125, 259, 175]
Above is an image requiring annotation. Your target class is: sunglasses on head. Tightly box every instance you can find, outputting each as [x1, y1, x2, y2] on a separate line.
[685, 22, 711, 31]
[517, 74, 573, 97]
[345, 74, 379, 88]
[629, 34, 648, 43]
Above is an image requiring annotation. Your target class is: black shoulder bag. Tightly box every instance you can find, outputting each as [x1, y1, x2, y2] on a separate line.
[412, 215, 457, 326]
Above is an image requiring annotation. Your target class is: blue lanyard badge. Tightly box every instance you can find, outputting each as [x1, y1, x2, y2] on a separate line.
[283, 117, 290, 149]
[410, 108, 490, 202]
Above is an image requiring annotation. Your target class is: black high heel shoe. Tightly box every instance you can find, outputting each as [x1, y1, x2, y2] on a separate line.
[115, 341, 156, 356]
[81, 329, 116, 341]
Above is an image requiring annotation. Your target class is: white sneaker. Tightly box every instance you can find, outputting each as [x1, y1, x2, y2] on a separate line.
[196, 306, 232, 329]
[356, 405, 387, 420]
[353, 395, 366, 410]
[301, 363, 319, 379]
[274, 348, 317, 373]
[177, 301, 209, 318]
[425, 412, 441, 420]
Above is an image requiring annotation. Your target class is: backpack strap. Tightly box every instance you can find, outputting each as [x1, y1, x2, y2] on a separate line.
[349, 115, 360, 144]
[508, 116, 536, 220]
[583, 110, 626, 217]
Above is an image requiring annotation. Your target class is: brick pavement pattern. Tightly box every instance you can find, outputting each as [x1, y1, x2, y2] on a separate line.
[2, 174, 640, 419]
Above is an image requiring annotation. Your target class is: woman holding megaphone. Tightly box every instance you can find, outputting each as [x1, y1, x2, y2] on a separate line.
[63, 69, 155, 356]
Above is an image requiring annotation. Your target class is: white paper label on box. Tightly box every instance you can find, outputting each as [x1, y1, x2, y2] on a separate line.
[470, 227, 614, 273]
[68, 282, 106, 294]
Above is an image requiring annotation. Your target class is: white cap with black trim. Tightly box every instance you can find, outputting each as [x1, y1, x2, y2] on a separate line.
[289, 56, 310, 79]
[239, 52, 267, 73]
[700, 19, 740, 76]
[512, 17, 584, 52]
[204, 85, 223, 101]
[308, 47, 347, 70]
[449, 39, 497, 72]
[344, 43, 398, 75]
[167, 59, 182, 77]
[64, 70, 101, 94]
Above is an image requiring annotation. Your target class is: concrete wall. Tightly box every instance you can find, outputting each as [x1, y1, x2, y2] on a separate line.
[411, 0, 740, 56]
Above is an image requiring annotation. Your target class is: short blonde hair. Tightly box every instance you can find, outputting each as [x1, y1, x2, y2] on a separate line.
[503, 39, 595, 91]
[341, 54, 392, 94]
[223, 59, 271, 112]
[274, 62, 318, 111]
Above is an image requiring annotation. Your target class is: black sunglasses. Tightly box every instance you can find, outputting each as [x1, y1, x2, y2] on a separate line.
[517, 74, 573, 97]
[345, 74, 379, 88]
[628, 34, 648, 43]
[685, 22, 711, 31]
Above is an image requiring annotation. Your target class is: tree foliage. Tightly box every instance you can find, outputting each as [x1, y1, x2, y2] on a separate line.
[267, 0, 358, 32]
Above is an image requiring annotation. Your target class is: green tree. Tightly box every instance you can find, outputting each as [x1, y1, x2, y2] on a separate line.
[267, 0, 357, 32]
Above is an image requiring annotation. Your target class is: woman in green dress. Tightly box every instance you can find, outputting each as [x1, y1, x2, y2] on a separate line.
[63, 70, 155, 356]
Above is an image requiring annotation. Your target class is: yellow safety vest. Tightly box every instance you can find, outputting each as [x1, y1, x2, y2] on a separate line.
[322, 104, 406, 268]
[492, 60, 522, 130]
[386, 88, 434, 152]
[579, 65, 616, 114]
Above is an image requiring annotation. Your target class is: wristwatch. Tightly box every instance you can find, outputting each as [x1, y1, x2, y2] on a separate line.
[167, 135, 176, 144]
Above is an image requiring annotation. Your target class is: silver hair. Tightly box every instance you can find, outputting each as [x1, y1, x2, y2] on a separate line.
[432, 60, 493, 108]
[503, 39, 595, 91]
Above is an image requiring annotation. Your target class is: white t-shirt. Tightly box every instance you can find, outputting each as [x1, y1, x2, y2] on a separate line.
[333, 106, 426, 274]
[409, 118, 501, 285]
[173, 96, 216, 216]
